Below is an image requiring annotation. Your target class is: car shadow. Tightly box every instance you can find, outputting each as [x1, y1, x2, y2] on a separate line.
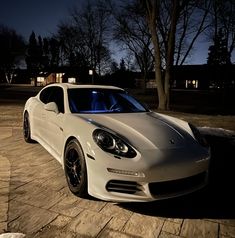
[119, 133, 235, 219]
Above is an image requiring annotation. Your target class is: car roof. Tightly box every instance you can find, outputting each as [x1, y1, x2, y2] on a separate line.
[45, 83, 123, 91]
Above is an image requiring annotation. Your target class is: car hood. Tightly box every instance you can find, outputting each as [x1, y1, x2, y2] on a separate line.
[77, 112, 193, 150]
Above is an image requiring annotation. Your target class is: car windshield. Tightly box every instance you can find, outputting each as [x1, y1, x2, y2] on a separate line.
[68, 88, 148, 114]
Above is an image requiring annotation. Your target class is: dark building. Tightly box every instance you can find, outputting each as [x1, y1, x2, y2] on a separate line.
[172, 64, 235, 89]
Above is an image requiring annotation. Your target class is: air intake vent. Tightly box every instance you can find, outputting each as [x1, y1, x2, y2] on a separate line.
[149, 172, 207, 196]
[106, 180, 141, 194]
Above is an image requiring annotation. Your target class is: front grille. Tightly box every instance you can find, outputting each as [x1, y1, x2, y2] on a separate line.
[149, 172, 207, 197]
[106, 180, 142, 194]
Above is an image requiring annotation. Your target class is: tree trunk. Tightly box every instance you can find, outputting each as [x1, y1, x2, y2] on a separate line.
[144, 0, 180, 110]
[152, 34, 166, 110]
[164, 71, 170, 110]
[164, 0, 179, 110]
[146, 0, 166, 110]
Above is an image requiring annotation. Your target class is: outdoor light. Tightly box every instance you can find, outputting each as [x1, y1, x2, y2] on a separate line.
[89, 69, 94, 84]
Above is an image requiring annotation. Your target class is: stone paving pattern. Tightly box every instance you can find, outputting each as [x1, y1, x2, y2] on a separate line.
[0, 127, 235, 237]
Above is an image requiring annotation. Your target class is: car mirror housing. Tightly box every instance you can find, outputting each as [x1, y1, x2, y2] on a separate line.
[44, 102, 59, 114]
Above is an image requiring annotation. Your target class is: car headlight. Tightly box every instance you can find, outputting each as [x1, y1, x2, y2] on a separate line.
[93, 129, 137, 158]
[188, 123, 208, 147]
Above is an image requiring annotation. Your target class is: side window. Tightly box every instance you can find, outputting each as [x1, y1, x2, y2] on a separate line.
[49, 87, 65, 113]
[40, 86, 64, 113]
[39, 87, 54, 104]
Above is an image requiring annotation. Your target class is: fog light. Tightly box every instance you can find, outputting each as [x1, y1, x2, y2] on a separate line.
[107, 168, 145, 177]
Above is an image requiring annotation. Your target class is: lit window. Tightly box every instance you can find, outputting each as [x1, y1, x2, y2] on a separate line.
[185, 80, 198, 88]
[68, 78, 76, 84]
[37, 77, 45, 83]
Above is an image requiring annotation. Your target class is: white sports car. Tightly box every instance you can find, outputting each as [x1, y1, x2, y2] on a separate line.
[23, 83, 210, 202]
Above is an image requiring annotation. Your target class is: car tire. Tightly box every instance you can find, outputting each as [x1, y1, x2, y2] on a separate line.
[23, 112, 35, 143]
[64, 139, 88, 198]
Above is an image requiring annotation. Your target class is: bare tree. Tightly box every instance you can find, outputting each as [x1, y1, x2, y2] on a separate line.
[113, 0, 154, 86]
[0, 24, 25, 83]
[175, 0, 212, 65]
[56, 24, 86, 67]
[58, 22, 112, 74]
[57, 0, 112, 75]
[141, 0, 212, 110]
[142, 0, 181, 110]
[208, 0, 235, 62]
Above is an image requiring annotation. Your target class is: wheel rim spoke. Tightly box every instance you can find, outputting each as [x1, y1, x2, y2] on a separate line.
[24, 117, 29, 137]
[66, 148, 82, 187]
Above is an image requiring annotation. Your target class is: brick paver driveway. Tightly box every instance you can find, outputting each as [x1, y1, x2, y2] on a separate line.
[0, 127, 235, 238]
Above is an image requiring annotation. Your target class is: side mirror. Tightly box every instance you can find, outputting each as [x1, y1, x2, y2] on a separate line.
[44, 102, 59, 114]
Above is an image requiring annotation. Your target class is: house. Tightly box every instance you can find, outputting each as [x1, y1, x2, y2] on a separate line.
[172, 64, 235, 89]
[35, 72, 66, 86]
[34, 66, 87, 86]
[135, 64, 235, 90]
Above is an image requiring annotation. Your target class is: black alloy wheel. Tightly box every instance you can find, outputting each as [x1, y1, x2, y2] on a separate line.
[23, 112, 34, 143]
[64, 139, 88, 197]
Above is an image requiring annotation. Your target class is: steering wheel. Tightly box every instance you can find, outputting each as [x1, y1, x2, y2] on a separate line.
[110, 103, 121, 111]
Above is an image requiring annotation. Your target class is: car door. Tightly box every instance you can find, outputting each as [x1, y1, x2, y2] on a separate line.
[34, 86, 55, 140]
[43, 86, 65, 158]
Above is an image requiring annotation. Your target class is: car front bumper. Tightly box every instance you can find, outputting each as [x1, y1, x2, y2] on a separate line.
[85, 146, 210, 202]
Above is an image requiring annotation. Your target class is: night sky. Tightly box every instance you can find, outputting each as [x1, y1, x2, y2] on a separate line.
[0, 0, 80, 40]
[0, 1, 233, 64]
